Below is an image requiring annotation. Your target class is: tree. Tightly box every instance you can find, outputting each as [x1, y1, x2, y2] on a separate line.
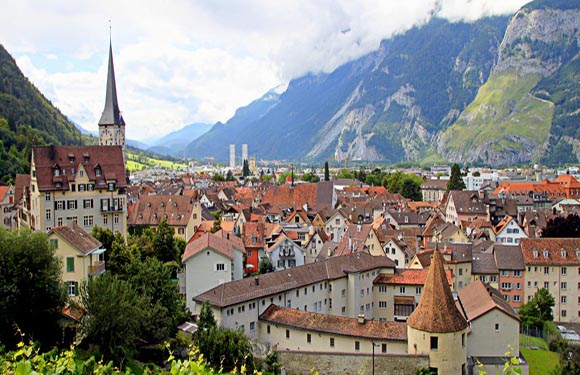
[106, 233, 139, 275]
[324, 161, 330, 181]
[154, 219, 177, 263]
[302, 172, 320, 183]
[401, 177, 423, 201]
[0, 228, 66, 348]
[542, 214, 580, 237]
[356, 166, 367, 183]
[80, 274, 148, 365]
[91, 226, 115, 261]
[447, 163, 466, 192]
[519, 288, 555, 330]
[336, 168, 354, 179]
[258, 257, 274, 274]
[226, 170, 234, 181]
[242, 159, 250, 177]
[211, 219, 222, 233]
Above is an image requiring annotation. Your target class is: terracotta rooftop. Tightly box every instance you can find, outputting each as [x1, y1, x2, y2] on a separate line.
[335, 223, 373, 256]
[261, 181, 334, 211]
[407, 250, 468, 333]
[128, 195, 198, 226]
[182, 232, 243, 263]
[260, 304, 407, 341]
[49, 223, 102, 255]
[520, 238, 580, 265]
[32, 145, 126, 192]
[374, 268, 453, 286]
[194, 252, 395, 307]
[458, 281, 520, 322]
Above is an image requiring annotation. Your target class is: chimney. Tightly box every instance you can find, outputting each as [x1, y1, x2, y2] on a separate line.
[254, 276, 260, 286]
[357, 314, 365, 324]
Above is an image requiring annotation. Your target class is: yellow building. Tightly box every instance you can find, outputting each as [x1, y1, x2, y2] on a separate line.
[48, 224, 105, 299]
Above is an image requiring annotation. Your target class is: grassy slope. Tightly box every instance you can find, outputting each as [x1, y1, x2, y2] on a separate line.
[442, 69, 553, 153]
[125, 150, 187, 173]
[521, 348, 560, 375]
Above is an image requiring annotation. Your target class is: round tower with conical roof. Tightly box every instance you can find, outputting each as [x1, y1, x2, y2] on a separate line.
[407, 248, 468, 374]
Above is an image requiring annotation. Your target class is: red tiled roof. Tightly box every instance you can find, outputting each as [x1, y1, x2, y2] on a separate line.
[128, 195, 198, 226]
[182, 232, 243, 263]
[260, 304, 407, 341]
[32, 145, 126, 191]
[520, 238, 580, 265]
[0, 186, 9, 201]
[374, 268, 453, 286]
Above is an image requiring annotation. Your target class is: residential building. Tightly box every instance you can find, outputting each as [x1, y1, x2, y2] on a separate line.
[494, 245, 525, 311]
[420, 179, 448, 203]
[27, 145, 127, 235]
[0, 184, 15, 230]
[444, 190, 487, 226]
[494, 215, 528, 246]
[521, 238, 580, 322]
[265, 232, 305, 271]
[181, 231, 245, 312]
[48, 224, 105, 299]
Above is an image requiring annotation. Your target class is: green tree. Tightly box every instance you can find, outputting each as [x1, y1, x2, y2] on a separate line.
[91, 226, 115, 260]
[258, 257, 275, 274]
[211, 219, 222, 234]
[384, 171, 404, 193]
[519, 288, 555, 329]
[154, 219, 177, 263]
[226, 170, 234, 181]
[324, 161, 330, 181]
[447, 163, 466, 192]
[107, 233, 139, 275]
[242, 159, 250, 177]
[0, 228, 66, 348]
[336, 168, 354, 179]
[401, 177, 423, 201]
[80, 274, 148, 366]
[302, 172, 320, 183]
[542, 214, 580, 237]
[277, 171, 292, 185]
[356, 166, 367, 183]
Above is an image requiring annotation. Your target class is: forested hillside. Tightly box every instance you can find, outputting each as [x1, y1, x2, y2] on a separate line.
[0, 45, 88, 183]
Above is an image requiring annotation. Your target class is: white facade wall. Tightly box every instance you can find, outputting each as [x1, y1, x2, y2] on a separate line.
[466, 309, 520, 357]
[496, 220, 528, 246]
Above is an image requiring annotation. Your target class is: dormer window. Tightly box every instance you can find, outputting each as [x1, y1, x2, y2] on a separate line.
[543, 250, 549, 258]
[54, 168, 60, 177]
[562, 250, 567, 258]
[160, 202, 165, 208]
[153, 214, 157, 220]
[107, 182, 115, 191]
[95, 167, 102, 176]
[576, 250, 580, 258]
[533, 249, 538, 258]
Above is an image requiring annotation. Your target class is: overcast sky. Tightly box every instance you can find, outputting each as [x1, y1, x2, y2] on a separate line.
[0, 0, 529, 142]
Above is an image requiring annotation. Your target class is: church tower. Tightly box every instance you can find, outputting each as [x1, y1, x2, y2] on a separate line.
[98, 39, 125, 148]
[406, 246, 468, 375]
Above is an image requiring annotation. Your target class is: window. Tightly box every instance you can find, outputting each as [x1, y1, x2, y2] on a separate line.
[514, 270, 522, 277]
[45, 209, 51, 221]
[330, 338, 335, 347]
[67, 281, 78, 297]
[513, 295, 521, 302]
[516, 282, 521, 290]
[67, 200, 77, 210]
[501, 270, 509, 277]
[83, 199, 93, 209]
[462, 333, 465, 347]
[45, 192, 51, 201]
[544, 267, 550, 275]
[57, 217, 63, 226]
[562, 268, 567, 276]
[379, 301, 387, 309]
[103, 215, 108, 225]
[55, 200, 65, 210]
[562, 296, 567, 304]
[495, 323, 500, 331]
[355, 341, 360, 351]
[378, 285, 387, 293]
[416, 287, 422, 294]
[381, 343, 387, 353]
[250, 321, 255, 331]
[49, 239, 58, 249]
[490, 275, 498, 282]
[459, 268, 463, 276]
[562, 282, 568, 290]
[562, 310, 567, 317]
[430, 336, 438, 350]
[114, 214, 120, 224]
[83, 215, 94, 227]
[307, 334, 311, 343]
[286, 329, 290, 339]
[399, 286, 406, 293]
[267, 325, 270, 334]
[66, 257, 75, 272]
[216, 263, 225, 271]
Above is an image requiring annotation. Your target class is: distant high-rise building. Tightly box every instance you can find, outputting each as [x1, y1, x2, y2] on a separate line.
[242, 144, 248, 163]
[229, 144, 236, 168]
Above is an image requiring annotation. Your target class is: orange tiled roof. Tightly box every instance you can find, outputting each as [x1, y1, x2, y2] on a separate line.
[458, 281, 520, 322]
[128, 195, 198, 226]
[521, 238, 580, 265]
[182, 232, 242, 263]
[260, 304, 407, 341]
[0, 186, 9, 201]
[374, 268, 453, 286]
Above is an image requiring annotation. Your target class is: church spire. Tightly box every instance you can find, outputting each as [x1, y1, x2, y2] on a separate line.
[98, 38, 124, 126]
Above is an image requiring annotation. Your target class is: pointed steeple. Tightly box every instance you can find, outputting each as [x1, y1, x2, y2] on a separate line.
[98, 40, 124, 126]
[407, 248, 467, 333]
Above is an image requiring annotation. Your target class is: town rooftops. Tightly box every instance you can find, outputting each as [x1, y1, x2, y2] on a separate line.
[494, 244, 525, 270]
[193, 252, 395, 308]
[457, 281, 520, 322]
[374, 268, 453, 286]
[182, 231, 243, 263]
[407, 249, 468, 333]
[260, 304, 407, 341]
[128, 195, 198, 226]
[49, 223, 102, 255]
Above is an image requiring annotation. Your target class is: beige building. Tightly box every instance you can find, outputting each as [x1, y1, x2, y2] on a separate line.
[521, 238, 580, 322]
[0, 184, 15, 230]
[27, 145, 128, 236]
[128, 195, 201, 242]
[48, 224, 105, 299]
[193, 253, 396, 338]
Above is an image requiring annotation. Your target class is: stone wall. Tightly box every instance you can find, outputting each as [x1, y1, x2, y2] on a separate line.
[277, 351, 429, 375]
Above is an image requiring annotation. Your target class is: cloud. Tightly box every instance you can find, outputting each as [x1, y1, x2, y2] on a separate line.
[0, 0, 530, 141]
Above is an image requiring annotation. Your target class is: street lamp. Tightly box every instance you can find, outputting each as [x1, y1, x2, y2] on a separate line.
[372, 341, 380, 375]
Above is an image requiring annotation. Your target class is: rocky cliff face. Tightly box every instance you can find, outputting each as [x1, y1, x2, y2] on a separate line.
[437, 2, 580, 166]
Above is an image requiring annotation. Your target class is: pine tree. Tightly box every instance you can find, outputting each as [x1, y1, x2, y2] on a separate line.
[242, 159, 250, 177]
[324, 161, 330, 181]
[447, 163, 466, 192]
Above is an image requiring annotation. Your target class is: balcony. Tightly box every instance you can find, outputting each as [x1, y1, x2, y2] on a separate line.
[101, 205, 124, 213]
[88, 261, 106, 276]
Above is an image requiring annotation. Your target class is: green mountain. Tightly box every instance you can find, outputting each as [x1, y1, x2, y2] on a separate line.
[0, 44, 85, 182]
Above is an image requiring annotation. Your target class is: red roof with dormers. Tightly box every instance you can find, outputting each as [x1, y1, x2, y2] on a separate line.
[520, 238, 580, 265]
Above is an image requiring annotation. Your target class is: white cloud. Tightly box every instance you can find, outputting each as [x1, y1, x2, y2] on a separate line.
[0, 0, 530, 141]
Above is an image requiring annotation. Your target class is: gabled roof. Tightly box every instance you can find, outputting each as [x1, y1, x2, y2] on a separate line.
[374, 268, 453, 286]
[260, 304, 407, 341]
[14, 174, 30, 203]
[335, 223, 373, 256]
[32, 146, 126, 191]
[182, 232, 243, 263]
[520, 238, 580, 265]
[447, 190, 487, 215]
[407, 249, 468, 333]
[194, 252, 395, 307]
[49, 223, 102, 255]
[0, 186, 9, 201]
[98, 41, 125, 126]
[128, 195, 197, 226]
[458, 281, 520, 322]
[494, 245, 525, 270]
[471, 252, 498, 275]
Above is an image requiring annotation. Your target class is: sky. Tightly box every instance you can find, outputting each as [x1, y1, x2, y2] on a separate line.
[0, 0, 530, 143]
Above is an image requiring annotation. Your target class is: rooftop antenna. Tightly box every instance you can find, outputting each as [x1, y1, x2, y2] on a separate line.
[109, 19, 112, 42]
